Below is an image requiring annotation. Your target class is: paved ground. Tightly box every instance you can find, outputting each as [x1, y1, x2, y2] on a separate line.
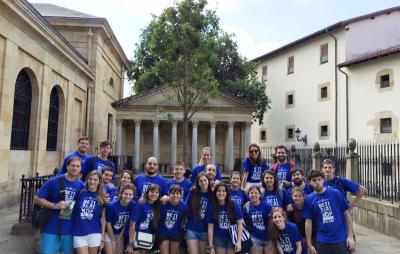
[1, 205, 400, 254]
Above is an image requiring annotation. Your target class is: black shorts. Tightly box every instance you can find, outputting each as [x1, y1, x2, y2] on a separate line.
[316, 243, 351, 254]
[157, 233, 183, 244]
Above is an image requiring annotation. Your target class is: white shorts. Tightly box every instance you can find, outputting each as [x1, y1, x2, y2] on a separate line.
[104, 233, 112, 243]
[73, 233, 102, 248]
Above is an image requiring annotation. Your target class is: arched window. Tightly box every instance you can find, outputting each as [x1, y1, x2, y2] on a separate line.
[11, 70, 32, 150]
[46, 87, 59, 151]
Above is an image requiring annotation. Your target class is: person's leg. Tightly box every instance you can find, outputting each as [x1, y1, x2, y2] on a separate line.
[169, 240, 180, 254]
[160, 240, 169, 254]
[251, 246, 263, 254]
[316, 243, 334, 254]
[60, 234, 74, 254]
[198, 240, 207, 254]
[186, 240, 199, 254]
[87, 233, 101, 254]
[75, 247, 90, 254]
[215, 248, 227, 254]
[40, 233, 61, 254]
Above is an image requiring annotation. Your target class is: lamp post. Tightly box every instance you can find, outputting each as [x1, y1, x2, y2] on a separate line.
[295, 128, 308, 145]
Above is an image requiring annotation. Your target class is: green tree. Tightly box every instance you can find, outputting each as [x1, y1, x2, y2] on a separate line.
[127, 0, 269, 164]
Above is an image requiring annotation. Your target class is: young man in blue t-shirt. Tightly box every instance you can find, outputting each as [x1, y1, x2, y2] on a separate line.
[302, 170, 355, 254]
[321, 159, 366, 209]
[81, 140, 116, 181]
[57, 136, 90, 176]
[134, 156, 167, 199]
[272, 145, 297, 189]
[34, 156, 85, 254]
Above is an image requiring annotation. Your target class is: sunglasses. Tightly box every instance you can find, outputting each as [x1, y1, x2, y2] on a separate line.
[250, 150, 259, 153]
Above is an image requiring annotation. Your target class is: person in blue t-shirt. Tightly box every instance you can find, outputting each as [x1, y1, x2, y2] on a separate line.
[158, 185, 187, 254]
[205, 163, 219, 191]
[242, 144, 268, 189]
[134, 157, 167, 199]
[272, 145, 298, 189]
[57, 136, 90, 176]
[321, 159, 366, 209]
[34, 156, 85, 254]
[261, 170, 285, 208]
[185, 172, 212, 254]
[105, 184, 135, 254]
[207, 182, 244, 254]
[102, 167, 117, 204]
[191, 147, 222, 183]
[302, 170, 355, 254]
[269, 207, 302, 254]
[166, 162, 192, 201]
[72, 171, 106, 253]
[81, 140, 116, 181]
[243, 185, 272, 254]
[127, 184, 161, 254]
[228, 171, 249, 208]
[285, 169, 314, 207]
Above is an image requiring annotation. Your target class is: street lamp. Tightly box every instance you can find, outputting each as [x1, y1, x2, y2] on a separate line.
[295, 128, 307, 145]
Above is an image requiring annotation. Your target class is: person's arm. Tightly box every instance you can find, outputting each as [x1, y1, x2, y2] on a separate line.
[305, 219, 317, 254]
[295, 241, 302, 254]
[349, 185, 366, 210]
[235, 219, 243, 253]
[344, 210, 355, 251]
[127, 221, 136, 254]
[34, 196, 66, 210]
[207, 223, 215, 254]
[100, 208, 106, 250]
[241, 172, 249, 189]
[106, 222, 117, 254]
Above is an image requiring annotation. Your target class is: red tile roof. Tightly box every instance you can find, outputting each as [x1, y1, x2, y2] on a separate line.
[338, 44, 400, 67]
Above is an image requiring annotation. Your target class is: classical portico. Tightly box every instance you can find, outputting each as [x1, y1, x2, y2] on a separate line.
[112, 87, 254, 172]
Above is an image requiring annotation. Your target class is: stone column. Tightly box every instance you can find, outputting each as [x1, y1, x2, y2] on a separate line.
[171, 121, 178, 166]
[346, 139, 359, 182]
[244, 122, 252, 152]
[153, 120, 159, 159]
[227, 121, 234, 171]
[312, 142, 321, 170]
[116, 119, 122, 155]
[191, 121, 199, 168]
[134, 120, 141, 170]
[210, 121, 216, 163]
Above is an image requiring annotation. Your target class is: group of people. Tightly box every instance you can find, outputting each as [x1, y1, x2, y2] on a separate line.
[34, 137, 366, 254]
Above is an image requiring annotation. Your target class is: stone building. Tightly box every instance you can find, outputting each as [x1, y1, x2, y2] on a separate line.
[0, 0, 128, 208]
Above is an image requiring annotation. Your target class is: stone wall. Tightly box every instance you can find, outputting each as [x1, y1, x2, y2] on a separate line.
[350, 196, 400, 239]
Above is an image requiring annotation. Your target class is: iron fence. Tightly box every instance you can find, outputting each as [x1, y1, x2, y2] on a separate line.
[108, 155, 133, 174]
[357, 141, 400, 203]
[19, 172, 56, 223]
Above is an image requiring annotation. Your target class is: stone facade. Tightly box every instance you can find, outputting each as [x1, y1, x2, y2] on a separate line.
[0, 1, 128, 209]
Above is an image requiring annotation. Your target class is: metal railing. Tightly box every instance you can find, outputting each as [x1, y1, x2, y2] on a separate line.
[357, 140, 400, 203]
[108, 155, 133, 174]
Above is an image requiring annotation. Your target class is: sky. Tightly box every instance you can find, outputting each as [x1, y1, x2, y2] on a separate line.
[31, 0, 400, 95]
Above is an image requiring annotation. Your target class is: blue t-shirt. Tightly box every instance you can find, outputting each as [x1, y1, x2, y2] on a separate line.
[191, 164, 222, 183]
[166, 178, 192, 201]
[106, 199, 135, 235]
[206, 202, 243, 239]
[72, 190, 104, 236]
[284, 184, 314, 205]
[243, 157, 268, 183]
[275, 162, 294, 185]
[279, 222, 302, 254]
[186, 191, 210, 233]
[243, 202, 272, 241]
[158, 200, 187, 235]
[36, 175, 85, 235]
[131, 201, 155, 234]
[324, 176, 360, 202]
[229, 188, 249, 208]
[104, 183, 118, 202]
[262, 189, 284, 208]
[134, 174, 167, 199]
[57, 150, 90, 176]
[301, 188, 349, 244]
[81, 156, 115, 181]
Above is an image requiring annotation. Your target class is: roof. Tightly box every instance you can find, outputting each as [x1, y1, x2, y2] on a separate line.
[31, 3, 98, 18]
[338, 44, 400, 67]
[252, 5, 400, 62]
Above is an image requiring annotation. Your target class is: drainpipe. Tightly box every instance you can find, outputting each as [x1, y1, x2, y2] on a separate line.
[338, 67, 349, 142]
[327, 30, 338, 144]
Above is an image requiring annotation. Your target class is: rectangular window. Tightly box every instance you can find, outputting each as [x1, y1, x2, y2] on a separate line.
[380, 74, 390, 88]
[380, 118, 392, 133]
[320, 43, 328, 63]
[260, 130, 266, 142]
[262, 66, 268, 82]
[287, 128, 294, 139]
[287, 56, 294, 74]
[321, 86, 328, 99]
[320, 125, 328, 137]
[287, 94, 294, 105]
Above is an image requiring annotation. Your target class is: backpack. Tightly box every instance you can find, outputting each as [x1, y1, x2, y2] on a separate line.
[89, 156, 113, 171]
[32, 176, 65, 228]
[334, 176, 347, 198]
[272, 161, 296, 173]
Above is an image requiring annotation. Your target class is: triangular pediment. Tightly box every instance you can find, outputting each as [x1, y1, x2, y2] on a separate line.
[113, 86, 253, 109]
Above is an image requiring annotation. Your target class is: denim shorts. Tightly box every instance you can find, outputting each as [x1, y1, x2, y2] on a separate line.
[214, 237, 234, 249]
[40, 232, 73, 254]
[251, 236, 269, 248]
[184, 229, 207, 241]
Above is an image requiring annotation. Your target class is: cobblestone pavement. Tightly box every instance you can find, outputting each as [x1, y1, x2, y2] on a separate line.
[1, 205, 400, 254]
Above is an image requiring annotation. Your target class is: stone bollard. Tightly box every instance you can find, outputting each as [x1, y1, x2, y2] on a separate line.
[346, 138, 359, 182]
[312, 142, 321, 170]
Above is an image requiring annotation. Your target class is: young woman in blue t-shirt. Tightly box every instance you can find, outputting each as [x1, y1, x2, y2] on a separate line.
[242, 144, 268, 189]
[72, 171, 106, 254]
[268, 208, 302, 254]
[105, 184, 136, 254]
[261, 170, 285, 208]
[185, 172, 212, 254]
[286, 187, 308, 254]
[244, 185, 272, 254]
[191, 147, 222, 183]
[127, 184, 161, 254]
[158, 184, 187, 254]
[207, 182, 243, 254]
[228, 171, 249, 208]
